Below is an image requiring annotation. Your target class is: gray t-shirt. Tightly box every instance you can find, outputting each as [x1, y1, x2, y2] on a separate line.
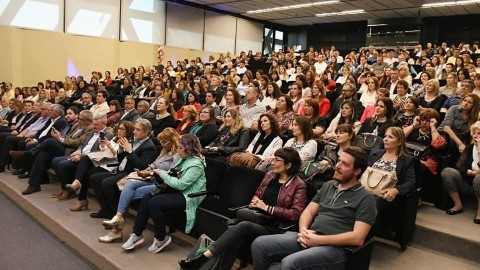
[310, 180, 376, 236]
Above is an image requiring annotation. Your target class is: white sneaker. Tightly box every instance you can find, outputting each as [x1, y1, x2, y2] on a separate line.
[122, 233, 144, 250]
[147, 235, 171, 253]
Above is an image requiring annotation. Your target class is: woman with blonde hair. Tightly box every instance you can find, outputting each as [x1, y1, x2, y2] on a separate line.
[368, 126, 416, 213]
[99, 128, 181, 243]
[204, 109, 250, 159]
[176, 105, 197, 134]
[418, 79, 447, 112]
[439, 73, 458, 97]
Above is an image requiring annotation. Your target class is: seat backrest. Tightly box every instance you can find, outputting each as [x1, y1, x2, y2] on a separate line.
[204, 157, 227, 195]
[219, 166, 265, 208]
[304, 181, 319, 204]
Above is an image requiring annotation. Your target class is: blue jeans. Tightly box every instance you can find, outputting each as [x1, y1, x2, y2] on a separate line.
[117, 180, 156, 213]
[251, 231, 346, 270]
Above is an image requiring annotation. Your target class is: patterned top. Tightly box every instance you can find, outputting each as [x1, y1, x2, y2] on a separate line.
[284, 138, 317, 161]
[372, 157, 397, 172]
[268, 109, 296, 134]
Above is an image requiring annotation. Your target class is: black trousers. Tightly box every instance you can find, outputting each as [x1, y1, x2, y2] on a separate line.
[74, 156, 109, 201]
[209, 221, 280, 270]
[0, 135, 25, 170]
[89, 170, 128, 215]
[133, 192, 186, 240]
[28, 138, 68, 185]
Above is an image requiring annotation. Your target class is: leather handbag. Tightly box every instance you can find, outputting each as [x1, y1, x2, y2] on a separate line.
[406, 142, 428, 158]
[299, 161, 334, 188]
[227, 152, 261, 168]
[360, 167, 398, 197]
[355, 134, 384, 153]
[236, 207, 275, 225]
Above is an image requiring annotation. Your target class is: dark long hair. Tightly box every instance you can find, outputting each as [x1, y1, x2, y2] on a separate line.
[257, 113, 280, 137]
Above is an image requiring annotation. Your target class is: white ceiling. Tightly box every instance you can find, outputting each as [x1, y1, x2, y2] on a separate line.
[183, 0, 480, 26]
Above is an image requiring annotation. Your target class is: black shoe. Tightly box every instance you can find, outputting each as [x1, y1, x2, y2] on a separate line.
[12, 169, 25, 175]
[90, 211, 114, 219]
[179, 254, 208, 270]
[446, 208, 463, 215]
[18, 172, 30, 179]
[474, 217, 480, 224]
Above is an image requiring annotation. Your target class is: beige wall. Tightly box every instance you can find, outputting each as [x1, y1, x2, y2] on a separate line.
[0, 26, 220, 87]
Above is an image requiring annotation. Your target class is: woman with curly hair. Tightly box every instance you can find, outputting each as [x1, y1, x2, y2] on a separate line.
[122, 134, 206, 253]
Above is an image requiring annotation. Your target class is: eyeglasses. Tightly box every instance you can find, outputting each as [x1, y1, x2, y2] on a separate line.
[200, 111, 209, 114]
[118, 127, 126, 130]
[271, 158, 285, 164]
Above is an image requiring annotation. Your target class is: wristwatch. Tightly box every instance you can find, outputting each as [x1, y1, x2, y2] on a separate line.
[128, 150, 133, 154]
[150, 171, 154, 176]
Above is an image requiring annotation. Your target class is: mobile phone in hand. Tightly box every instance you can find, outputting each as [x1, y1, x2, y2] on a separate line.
[99, 131, 106, 140]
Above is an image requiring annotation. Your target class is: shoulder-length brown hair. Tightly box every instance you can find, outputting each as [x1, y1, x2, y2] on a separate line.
[386, 126, 408, 156]
[294, 115, 314, 141]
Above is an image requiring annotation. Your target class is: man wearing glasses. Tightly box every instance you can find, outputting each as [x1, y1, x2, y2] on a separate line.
[325, 83, 364, 125]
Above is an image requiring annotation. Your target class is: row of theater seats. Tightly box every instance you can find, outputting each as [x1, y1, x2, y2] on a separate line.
[163, 157, 421, 269]
[45, 153, 419, 268]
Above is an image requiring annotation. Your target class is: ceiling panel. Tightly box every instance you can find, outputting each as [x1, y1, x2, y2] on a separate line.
[183, 0, 480, 26]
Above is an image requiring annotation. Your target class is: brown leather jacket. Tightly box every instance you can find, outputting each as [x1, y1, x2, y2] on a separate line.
[254, 171, 307, 222]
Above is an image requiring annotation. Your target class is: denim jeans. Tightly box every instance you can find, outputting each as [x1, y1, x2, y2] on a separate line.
[251, 231, 346, 270]
[117, 180, 156, 213]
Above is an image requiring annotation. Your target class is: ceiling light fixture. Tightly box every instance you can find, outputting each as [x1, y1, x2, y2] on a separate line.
[367, 23, 388, 27]
[315, 9, 365, 17]
[422, 0, 480, 8]
[246, 1, 339, 14]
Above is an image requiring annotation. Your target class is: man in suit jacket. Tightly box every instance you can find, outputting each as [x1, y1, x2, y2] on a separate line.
[325, 83, 364, 125]
[118, 97, 139, 123]
[0, 102, 51, 173]
[14, 109, 94, 195]
[20, 104, 68, 150]
[137, 100, 155, 121]
[89, 118, 157, 219]
[5, 100, 34, 133]
[50, 114, 114, 195]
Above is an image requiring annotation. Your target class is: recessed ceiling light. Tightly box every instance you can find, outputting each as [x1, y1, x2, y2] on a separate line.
[422, 0, 480, 8]
[246, 1, 339, 14]
[315, 9, 365, 17]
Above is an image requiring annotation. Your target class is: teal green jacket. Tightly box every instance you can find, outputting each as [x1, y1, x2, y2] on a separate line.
[160, 156, 206, 233]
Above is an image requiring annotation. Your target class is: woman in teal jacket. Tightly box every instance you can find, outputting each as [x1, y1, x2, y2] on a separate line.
[122, 134, 206, 253]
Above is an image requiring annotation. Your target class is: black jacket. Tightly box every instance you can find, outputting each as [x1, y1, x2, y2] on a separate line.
[195, 122, 219, 147]
[209, 128, 250, 155]
[368, 149, 416, 196]
[117, 138, 157, 172]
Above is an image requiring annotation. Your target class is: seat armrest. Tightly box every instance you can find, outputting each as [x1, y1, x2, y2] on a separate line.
[228, 205, 249, 212]
[188, 191, 210, 198]
[106, 163, 119, 167]
[344, 237, 375, 254]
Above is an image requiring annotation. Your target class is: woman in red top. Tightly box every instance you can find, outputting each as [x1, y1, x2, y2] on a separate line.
[179, 147, 307, 270]
[104, 71, 113, 86]
[310, 81, 330, 117]
[175, 105, 197, 134]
